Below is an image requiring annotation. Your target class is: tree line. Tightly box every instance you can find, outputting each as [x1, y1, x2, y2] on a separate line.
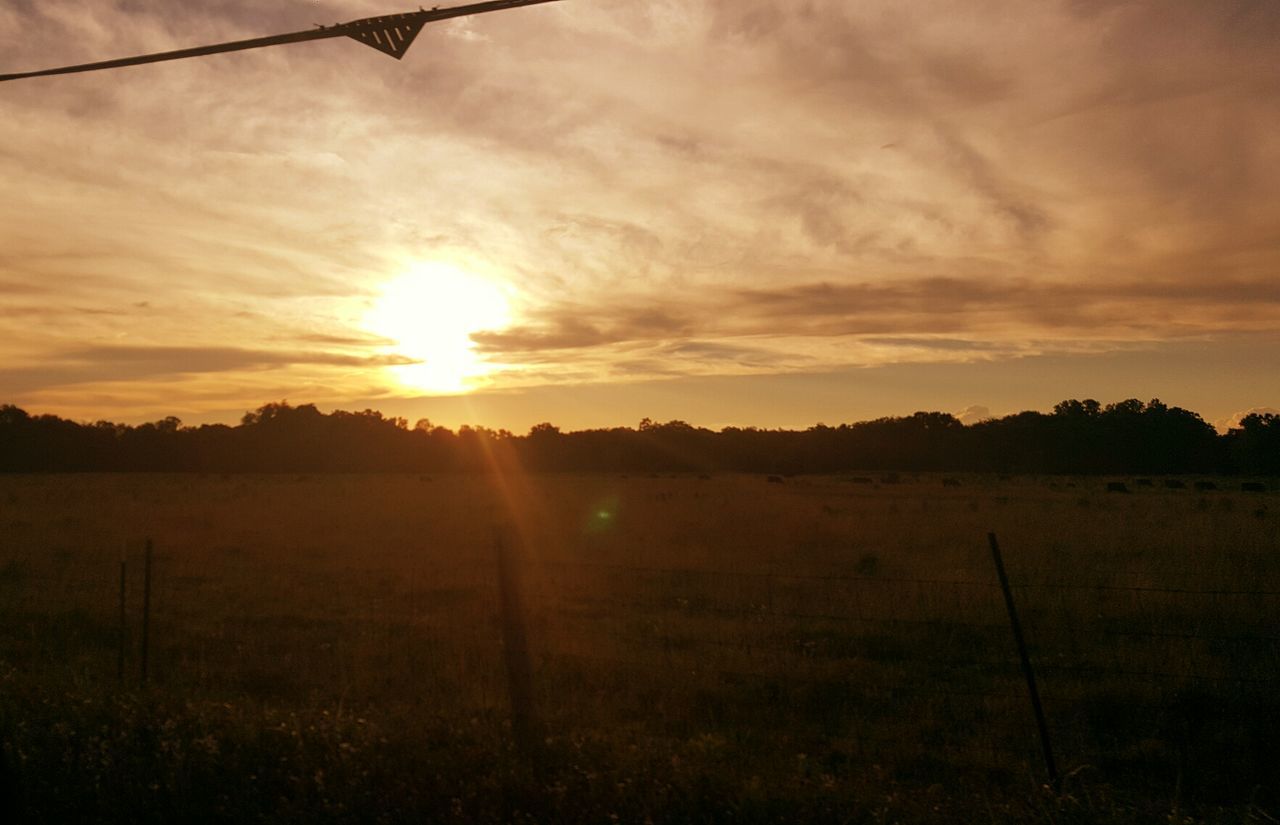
[0, 399, 1277, 476]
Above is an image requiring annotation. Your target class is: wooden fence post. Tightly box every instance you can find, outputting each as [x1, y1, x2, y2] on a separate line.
[140, 538, 152, 684]
[988, 531, 1058, 789]
[494, 526, 539, 758]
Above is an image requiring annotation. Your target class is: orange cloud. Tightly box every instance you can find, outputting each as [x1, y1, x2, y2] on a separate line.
[1, 0, 1277, 425]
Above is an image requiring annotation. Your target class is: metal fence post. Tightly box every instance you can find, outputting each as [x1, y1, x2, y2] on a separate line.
[988, 532, 1058, 789]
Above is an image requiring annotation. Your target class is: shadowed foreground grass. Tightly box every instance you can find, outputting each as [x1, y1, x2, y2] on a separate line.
[6, 679, 1261, 825]
[1, 472, 1276, 822]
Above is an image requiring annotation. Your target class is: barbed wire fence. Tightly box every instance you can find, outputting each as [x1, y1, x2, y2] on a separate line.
[3, 530, 1278, 798]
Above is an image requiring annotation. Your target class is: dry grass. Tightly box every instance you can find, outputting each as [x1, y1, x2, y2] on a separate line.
[0, 472, 1276, 822]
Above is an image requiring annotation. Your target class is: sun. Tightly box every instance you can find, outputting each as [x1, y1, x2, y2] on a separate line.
[363, 261, 512, 393]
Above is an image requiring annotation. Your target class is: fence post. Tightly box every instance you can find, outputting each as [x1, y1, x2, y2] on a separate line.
[494, 525, 539, 759]
[988, 532, 1058, 789]
[118, 554, 127, 683]
[140, 538, 152, 684]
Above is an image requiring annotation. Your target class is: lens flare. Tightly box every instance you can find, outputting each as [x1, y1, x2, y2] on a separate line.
[585, 495, 620, 533]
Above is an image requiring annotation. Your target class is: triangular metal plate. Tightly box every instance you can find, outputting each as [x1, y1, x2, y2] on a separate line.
[344, 14, 427, 60]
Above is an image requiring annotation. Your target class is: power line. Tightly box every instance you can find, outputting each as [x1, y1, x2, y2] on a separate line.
[0, 0, 560, 82]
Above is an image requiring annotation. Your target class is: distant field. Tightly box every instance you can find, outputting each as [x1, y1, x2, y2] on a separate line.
[1, 472, 1277, 823]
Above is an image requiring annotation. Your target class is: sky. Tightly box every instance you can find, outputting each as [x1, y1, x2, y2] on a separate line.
[1, 0, 1278, 433]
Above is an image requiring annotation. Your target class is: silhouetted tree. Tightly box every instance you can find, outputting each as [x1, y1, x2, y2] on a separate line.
[0, 399, 1269, 475]
[1228, 413, 1280, 475]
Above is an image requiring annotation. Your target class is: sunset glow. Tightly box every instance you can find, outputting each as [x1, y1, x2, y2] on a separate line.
[0, 0, 1276, 430]
[364, 262, 513, 394]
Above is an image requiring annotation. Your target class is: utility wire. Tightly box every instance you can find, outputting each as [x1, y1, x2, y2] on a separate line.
[0, 0, 560, 82]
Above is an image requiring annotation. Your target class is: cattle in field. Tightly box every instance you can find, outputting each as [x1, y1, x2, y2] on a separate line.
[1242, 482, 1267, 492]
[1195, 481, 1217, 491]
[1106, 481, 1130, 493]
[766, 475, 784, 484]
[1164, 479, 1186, 489]
[942, 477, 962, 487]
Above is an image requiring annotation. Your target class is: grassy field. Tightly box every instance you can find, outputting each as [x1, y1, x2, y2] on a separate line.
[1, 472, 1277, 823]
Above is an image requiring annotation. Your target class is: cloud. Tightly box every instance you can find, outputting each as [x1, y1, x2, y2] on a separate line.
[0, 346, 416, 395]
[457, 269, 1280, 392]
[862, 338, 1006, 352]
[3, 0, 1280, 423]
[1214, 407, 1280, 434]
[472, 304, 694, 354]
[954, 405, 992, 426]
[287, 332, 396, 347]
[657, 340, 801, 368]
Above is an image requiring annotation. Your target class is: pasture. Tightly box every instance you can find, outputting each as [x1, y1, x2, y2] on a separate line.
[1, 472, 1277, 823]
